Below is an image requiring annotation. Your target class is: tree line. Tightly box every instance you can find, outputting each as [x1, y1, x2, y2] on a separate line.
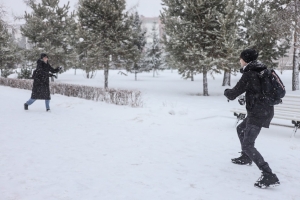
[0, 0, 299, 94]
[0, 0, 165, 88]
[162, 0, 298, 95]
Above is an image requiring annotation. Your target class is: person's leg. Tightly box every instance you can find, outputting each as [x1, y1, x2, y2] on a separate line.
[45, 100, 50, 110]
[242, 123, 272, 173]
[232, 118, 252, 165]
[24, 99, 36, 110]
[26, 98, 36, 105]
[237, 118, 247, 148]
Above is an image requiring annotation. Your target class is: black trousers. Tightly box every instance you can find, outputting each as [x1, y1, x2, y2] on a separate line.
[237, 118, 272, 173]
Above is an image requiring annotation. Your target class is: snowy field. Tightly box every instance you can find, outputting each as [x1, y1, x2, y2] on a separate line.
[1, 69, 300, 200]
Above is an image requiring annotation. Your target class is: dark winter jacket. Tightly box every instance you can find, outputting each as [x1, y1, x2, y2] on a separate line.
[224, 61, 274, 128]
[31, 59, 60, 100]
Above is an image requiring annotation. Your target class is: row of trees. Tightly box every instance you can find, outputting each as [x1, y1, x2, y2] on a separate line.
[1, 0, 300, 94]
[0, 4, 20, 77]
[0, 0, 165, 88]
[161, 0, 299, 95]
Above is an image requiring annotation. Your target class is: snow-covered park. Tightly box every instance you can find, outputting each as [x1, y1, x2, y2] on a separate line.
[1, 69, 300, 200]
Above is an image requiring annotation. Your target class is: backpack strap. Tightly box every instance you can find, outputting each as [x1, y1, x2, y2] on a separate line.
[271, 70, 285, 90]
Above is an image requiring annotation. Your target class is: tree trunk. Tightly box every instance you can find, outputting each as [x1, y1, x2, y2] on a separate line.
[293, 2, 300, 91]
[135, 71, 137, 81]
[203, 66, 209, 96]
[222, 69, 231, 86]
[292, 41, 299, 91]
[191, 72, 194, 81]
[153, 68, 155, 77]
[104, 66, 109, 88]
[75, 68, 76, 75]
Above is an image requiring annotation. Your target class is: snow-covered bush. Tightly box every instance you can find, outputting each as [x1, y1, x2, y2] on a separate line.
[0, 77, 142, 107]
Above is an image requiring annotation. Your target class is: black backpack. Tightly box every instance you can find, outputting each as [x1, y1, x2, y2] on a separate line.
[258, 69, 285, 106]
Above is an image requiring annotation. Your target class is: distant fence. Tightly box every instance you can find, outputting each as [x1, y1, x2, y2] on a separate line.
[0, 77, 142, 107]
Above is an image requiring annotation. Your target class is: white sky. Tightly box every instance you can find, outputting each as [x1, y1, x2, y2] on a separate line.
[0, 0, 163, 23]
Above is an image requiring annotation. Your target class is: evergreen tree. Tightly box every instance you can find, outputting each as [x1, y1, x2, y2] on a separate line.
[0, 6, 19, 78]
[269, 0, 300, 91]
[241, 0, 290, 67]
[218, 0, 245, 86]
[74, 23, 101, 79]
[17, 67, 32, 79]
[61, 10, 78, 74]
[125, 12, 148, 81]
[21, 0, 76, 71]
[144, 22, 165, 77]
[78, 0, 135, 88]
[161, 0, 227, 96]
[161, 17, 196, 81]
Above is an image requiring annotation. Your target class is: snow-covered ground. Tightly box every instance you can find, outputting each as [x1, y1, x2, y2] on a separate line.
[1, 69, 300, 200]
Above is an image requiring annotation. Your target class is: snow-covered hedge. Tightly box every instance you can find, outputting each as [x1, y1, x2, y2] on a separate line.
[0, 77, 142, 107]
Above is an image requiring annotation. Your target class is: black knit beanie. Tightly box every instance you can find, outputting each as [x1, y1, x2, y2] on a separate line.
[240, 49, 258, 63]
[41, 53, 48, 59]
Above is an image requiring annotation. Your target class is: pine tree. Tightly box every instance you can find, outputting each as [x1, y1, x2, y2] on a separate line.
[161, 17, 197, 81]
[17, 67, 32, 79]
[74, 23, 101, 79]
[125, 12, 148, 81]
[78, 0, 135, 88]
[21, 0, 76, 71]
[241, 0, 290, 67]
[161, 0, 227, 96]
[269, 0, 300, 91]
[218, 0, 245, 86]
[144, 22, 165, 77]
[61, 10, 78, 74]
[0, 6, 19, 78]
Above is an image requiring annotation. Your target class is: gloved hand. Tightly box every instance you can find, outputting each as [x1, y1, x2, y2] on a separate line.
[224, 89, 231, 102]
[49, 74, 57, 78]
[238, 95, 246, 105]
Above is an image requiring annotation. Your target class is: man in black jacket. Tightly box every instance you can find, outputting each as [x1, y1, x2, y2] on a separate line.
[224, 49, 280, 189]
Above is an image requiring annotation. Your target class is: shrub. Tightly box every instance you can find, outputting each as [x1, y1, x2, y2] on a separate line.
[0, 77, 143, 107]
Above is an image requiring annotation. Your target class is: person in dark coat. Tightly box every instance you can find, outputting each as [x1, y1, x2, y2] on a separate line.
[24, 53, 61, 111]
[224, 49, 280, 189]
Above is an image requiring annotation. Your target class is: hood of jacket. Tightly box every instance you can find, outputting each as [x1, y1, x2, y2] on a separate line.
[240, 60, 267, 74]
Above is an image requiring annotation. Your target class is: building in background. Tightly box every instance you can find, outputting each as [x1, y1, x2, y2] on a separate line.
[7, 24, 30, 49]
[140, 15, 163, 43]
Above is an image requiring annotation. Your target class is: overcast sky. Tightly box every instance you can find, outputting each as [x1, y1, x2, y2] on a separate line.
[0, 0, 163, 23]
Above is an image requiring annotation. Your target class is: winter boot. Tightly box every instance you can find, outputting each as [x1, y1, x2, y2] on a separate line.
[24, 103, 28, 110]
[231, 152, 252, 165]
[46, 109, 50, 112]
[254, 172, 280, 188]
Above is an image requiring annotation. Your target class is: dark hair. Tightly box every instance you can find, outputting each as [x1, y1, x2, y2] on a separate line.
[40, 53, 48, 59]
